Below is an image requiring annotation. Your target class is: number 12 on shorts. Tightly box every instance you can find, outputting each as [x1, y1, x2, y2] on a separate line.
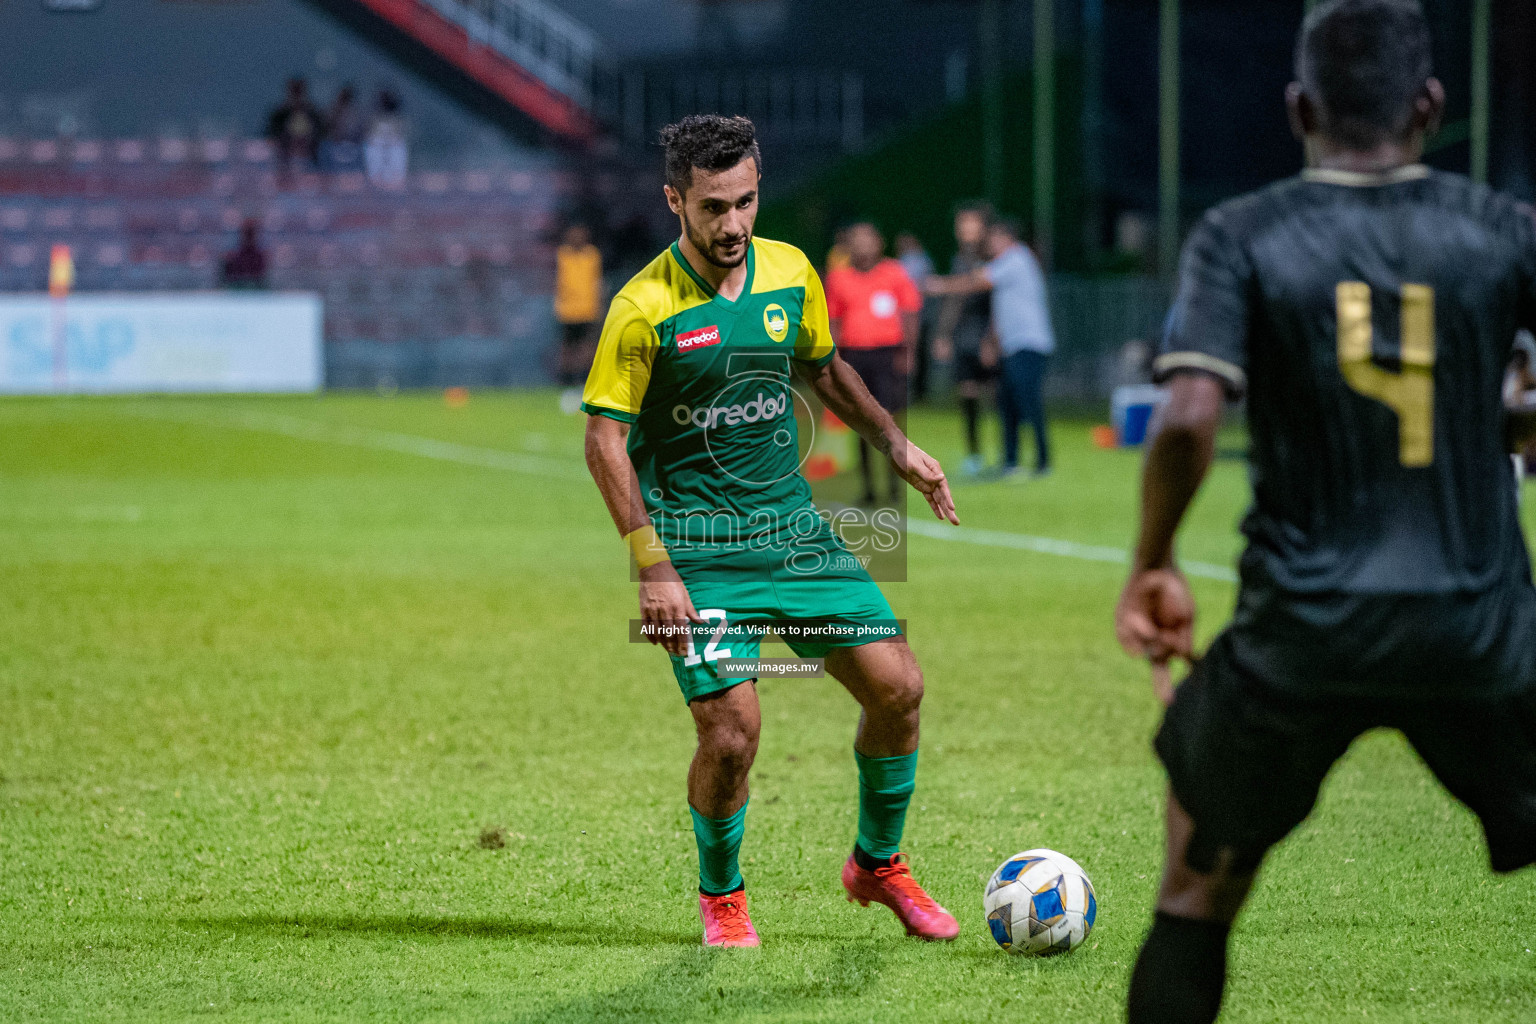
[682, 609, 732, 667]
[1336, 281, 1436, 467]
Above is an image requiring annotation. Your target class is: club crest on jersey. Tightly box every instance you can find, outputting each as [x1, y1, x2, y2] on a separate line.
[763, 304, 789, 342]
[677, 325, 722, 352]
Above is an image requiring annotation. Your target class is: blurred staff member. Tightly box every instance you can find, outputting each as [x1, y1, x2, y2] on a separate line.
[220, 219, 268, 290]
[928, 217, 1055, 478]
[931, 203, 996, 477]
[321, 84, 366, 171]
[825, 225, 852, 273]
[266, 78, 323, 170]
[554, 224, 603, 412]
[826, 222, 923, 505]
[895, 231, 937, 402]
[364, 90, 408, 189]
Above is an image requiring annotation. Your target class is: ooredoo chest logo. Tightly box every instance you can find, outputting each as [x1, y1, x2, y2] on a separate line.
[676, 325, 722, 352]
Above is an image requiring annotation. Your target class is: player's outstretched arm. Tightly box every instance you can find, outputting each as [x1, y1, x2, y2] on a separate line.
[794, 355, 959, 525]
[923, 270, 991, 297]
[584, 414, 703, 657]
[1114, 372, 1225, 685]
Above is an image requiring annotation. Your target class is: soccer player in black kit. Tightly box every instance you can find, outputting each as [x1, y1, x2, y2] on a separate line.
[1115, 2, 1536, 1022]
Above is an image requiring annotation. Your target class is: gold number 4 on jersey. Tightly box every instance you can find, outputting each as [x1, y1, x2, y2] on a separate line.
[1336, 281, 1436, 467]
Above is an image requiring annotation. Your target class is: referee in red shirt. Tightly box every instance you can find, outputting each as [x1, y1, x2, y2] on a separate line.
[826, 222, 923, 505]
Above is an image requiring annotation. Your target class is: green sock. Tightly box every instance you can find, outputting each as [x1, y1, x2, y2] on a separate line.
[690, 801, 747, 895]
[855, 748, 918, 860]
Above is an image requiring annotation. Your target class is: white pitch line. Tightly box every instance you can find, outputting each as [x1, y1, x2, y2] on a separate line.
[133, 405, 591, 482]
[136, 404, 1236, 583]
[905, 519, 1237, 583]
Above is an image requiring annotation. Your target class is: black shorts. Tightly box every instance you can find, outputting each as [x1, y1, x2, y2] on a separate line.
[561, 321, 595, 348]
[953, 347, 995, 386]
[841, 345, 908, 413]
[1157, 626, 1536, 874]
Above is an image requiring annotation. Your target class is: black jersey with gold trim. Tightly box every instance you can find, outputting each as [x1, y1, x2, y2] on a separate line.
[1157, 166, 1536, 596]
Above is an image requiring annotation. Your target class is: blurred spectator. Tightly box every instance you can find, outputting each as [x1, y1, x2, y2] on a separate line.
[364, 90, 408, 189]
[895, 231, 937, 402]
[265, 78, 323, 169]
[555, 224, 603, 411]
[220, 219, 269, 289]
[321, 84, 366, 171]
[928, 217, 1056, 478]
[826, 222, 922, 504]
[930, 203, 995, 477]
[825, 225, 852, 273]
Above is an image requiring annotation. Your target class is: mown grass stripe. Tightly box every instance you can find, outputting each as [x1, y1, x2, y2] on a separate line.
[143, 405, 1236, 583]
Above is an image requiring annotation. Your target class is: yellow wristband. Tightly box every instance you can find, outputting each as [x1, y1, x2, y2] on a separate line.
[623, 524, 671, 569]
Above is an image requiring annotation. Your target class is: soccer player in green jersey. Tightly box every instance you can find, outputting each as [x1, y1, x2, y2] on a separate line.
[582, 115, 961, 946]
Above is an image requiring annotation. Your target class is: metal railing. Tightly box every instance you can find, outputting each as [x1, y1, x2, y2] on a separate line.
[420, 0, 603, 108]
[607, 67, 865, 154]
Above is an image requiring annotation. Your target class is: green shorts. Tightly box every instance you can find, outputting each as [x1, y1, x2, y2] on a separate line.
[666, 536, 900, 703]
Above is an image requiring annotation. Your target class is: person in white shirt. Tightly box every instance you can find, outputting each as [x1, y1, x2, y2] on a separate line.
[927, 217, 1055, 476]
[364, 90, 409, 189]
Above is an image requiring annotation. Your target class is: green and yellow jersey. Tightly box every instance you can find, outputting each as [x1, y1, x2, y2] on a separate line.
[582, 236, 836, 549]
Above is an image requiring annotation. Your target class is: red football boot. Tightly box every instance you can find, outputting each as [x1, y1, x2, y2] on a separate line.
[698, 890, 760, 947]
[842, 852, 959, 941]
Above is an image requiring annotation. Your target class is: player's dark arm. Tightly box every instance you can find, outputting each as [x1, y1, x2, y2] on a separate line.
[1506, 372, 1536, 450]
[584, 414, 702, 656]
[1132, 372, 1226, 571]
[584, 414, 651, 538]
[1115, 371, 1225, 676]
[794, 355, 959, 524]
[794, 353, 899, 455]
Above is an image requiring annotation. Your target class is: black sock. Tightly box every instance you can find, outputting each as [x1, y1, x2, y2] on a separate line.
[960, 398, 980, 453]
[858, 439, 876, 501]
[852, 843, 887, 872]
[699, 882, 745, 897]
[1127, 912, 1231, 1024]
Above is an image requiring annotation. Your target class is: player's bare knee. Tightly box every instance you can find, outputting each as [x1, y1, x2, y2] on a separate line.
[700, 715, 758, 770]
[710, 728, 757, 780]
[876, 662, 924, 720]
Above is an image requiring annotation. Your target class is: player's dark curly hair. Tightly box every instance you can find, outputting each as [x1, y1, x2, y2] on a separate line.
[1295, 0, 1433, 148]
[659, 115, 761, 195]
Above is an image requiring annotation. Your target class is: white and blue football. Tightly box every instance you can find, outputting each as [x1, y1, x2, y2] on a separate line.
[983, 848, 1097, 956]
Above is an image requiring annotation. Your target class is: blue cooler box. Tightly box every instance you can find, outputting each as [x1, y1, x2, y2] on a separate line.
[1111, 385, 1168, 446]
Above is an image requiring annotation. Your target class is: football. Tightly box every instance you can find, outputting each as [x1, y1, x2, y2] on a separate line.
[983, 849, 1098, 956]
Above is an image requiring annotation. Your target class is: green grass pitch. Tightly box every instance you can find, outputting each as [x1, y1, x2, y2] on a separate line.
[3, 392, 1535, 1022]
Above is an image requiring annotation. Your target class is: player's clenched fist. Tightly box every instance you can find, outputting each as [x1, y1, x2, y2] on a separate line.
[1114, 567, 1195, 666]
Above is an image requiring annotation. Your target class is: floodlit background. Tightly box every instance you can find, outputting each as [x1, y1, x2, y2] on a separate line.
[3, 2, 1536, 1022]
